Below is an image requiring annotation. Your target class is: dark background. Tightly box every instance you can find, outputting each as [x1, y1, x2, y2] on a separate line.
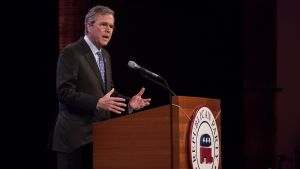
[2, 0, 299, 169]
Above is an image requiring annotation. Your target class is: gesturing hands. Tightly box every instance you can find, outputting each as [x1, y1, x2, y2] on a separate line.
[96, 87, 151, 114]
[96, 88, 127, 114]
[129, 87, 151, 110]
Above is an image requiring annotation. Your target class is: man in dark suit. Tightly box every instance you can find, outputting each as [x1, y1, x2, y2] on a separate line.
[51, 5, 151, 169]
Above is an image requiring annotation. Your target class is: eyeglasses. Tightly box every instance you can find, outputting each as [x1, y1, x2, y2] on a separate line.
[99, 22, 115, 31]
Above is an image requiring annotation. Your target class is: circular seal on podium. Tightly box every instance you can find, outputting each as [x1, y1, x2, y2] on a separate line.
[188, 106, 220, 169]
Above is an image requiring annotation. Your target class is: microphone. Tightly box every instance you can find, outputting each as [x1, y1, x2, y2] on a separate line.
[127, 60, 176, 97]
[128, 60, 160, 78]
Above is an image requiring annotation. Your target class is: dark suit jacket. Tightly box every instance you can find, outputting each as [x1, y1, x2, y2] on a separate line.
[51, 37, 128, 153]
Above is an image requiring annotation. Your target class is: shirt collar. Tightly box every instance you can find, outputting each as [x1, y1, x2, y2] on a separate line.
[84, 35, 102, 55]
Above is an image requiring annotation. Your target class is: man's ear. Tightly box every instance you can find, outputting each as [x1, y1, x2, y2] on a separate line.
[85, 23, 92, 33]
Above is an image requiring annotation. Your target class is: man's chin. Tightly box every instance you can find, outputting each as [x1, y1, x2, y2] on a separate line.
[102, 38, 111, 44]
[100, 42, 108, 46]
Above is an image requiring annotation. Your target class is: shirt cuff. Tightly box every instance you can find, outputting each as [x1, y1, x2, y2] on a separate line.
[128, 104, 134, 114]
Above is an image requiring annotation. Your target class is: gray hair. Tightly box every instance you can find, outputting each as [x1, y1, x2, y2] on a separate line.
[84, 5, 115, 34]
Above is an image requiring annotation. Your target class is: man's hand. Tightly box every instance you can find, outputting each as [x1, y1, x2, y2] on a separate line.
[129, 87, 151, 110]
[96, 88, 127, 114]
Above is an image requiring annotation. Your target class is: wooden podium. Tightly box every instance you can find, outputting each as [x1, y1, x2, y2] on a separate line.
[93, 96, 221, 169]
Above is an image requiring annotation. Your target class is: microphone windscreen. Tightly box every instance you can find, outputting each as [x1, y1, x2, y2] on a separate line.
[128, 60, 138, 69]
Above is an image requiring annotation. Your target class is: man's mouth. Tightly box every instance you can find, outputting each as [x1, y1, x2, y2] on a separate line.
[102, 35, 110, 40]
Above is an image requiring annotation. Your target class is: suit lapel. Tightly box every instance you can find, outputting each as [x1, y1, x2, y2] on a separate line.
[79, 38, 106, 92]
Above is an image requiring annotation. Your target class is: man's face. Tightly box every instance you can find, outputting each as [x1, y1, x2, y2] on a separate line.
[87, 14, 115, 48]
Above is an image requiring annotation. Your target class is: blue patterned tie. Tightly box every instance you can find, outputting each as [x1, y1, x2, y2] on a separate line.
[96, 51, 105, 83]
